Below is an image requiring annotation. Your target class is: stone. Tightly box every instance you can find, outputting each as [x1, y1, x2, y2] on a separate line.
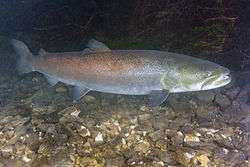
[184, 133, 201, 147]
[95, 132, 104, 144]
[196, 91, 215, 104]
[223, 87, 240, 100]
[172, 131, 184, 146]
[134, 140, 151, 154]
[148, 130, 164, 142]
[78, 126, 91, 138]
[105, 155, 125, 167]
[58, 106, 81, 117]
[5, 130, 15, 139]
[83, 95, 96, 103]
[55, 86, 68, 93]
[138, 114, 151, 122]
[176, 150, 195, 167]
[215, 93, 231, 108]
[154, 149, 175, 164]
[193, 154, 210, 167]
[75, 156, 104, 167]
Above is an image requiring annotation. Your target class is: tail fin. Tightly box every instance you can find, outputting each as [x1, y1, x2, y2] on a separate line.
[11, 39, 34, 74]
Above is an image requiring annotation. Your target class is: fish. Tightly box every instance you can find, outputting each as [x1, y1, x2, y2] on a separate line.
[11, 39, 231, 106]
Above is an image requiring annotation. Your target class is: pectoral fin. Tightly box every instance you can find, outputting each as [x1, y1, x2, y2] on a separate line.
[71, 86, 90, 100]
[148, 90, 169, 107]
[45, 75, 58, 86]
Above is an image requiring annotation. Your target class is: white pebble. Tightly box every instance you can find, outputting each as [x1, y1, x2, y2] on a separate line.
[70, 109, 81, 117]
[95, 132, 103, 143]
[121, 138, 126, 145]
[22, 155, 31, 162]
[222, 148, 229, 154]
[185, 152, 195, 159]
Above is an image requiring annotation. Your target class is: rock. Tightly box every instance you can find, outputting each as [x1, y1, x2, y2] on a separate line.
[55, 86, 68, 93]
[213, 149, 247, 166]
[5, 130, 15, 139]
[165, 129, 178, 137]
[105, 155, 125, 167]
[148, 130, 164, 142]
[240, 103, 250, 113]
[58, 106, 82, 118]
[0, 145, 14, 158]
[81, 141, 93, 154]
[52, 159, 74, 167]
[172, 131, 184, 146]
[138, 114, 151, 122]
[32, 105, 56, 115]
[75, 156, 104, 167]
[155, 139, 168, 151]
[134, 140, 151, 154]
[215, 93, 231, 108]
[95, 132, 104, 144]
[152, 117, 170, 130]
[139, 105, 150, 112]
[78, 125, 91, 138]
[241, 115, 250, 131]
[223, 87, 240, 100]
[167, 94, 195, 111]
[83, 95, 96, 103]
[195, 104, 220, 125]
[184, 133, 201, 147]
[175, 149, 195, 167]
[196, 91, 215, 104]
[153, 149, 175, 164]
[193, 154, 210, 167]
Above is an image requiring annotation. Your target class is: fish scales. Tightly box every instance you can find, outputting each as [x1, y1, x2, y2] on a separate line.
[11, 39, 231, 106]
[35, 50, 166, 94]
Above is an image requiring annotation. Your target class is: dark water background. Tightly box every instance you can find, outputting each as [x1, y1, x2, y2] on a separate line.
[0, 0, 250, 167]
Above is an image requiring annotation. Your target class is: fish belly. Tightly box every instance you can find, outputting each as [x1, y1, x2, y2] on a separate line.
[81, 75, 162, 95]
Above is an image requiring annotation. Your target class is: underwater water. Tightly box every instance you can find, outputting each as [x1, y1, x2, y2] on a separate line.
[0, 1, 250, 167]
[0, 52, 250, 167]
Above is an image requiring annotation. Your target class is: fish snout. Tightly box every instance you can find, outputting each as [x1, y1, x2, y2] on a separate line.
[201, 72, 231, 90]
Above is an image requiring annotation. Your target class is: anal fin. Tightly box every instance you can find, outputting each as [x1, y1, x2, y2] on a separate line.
[148, 90, 169, 107]
[71, 86, 90, 100]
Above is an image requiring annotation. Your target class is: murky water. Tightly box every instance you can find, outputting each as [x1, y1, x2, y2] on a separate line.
[0, 1, 250, 166]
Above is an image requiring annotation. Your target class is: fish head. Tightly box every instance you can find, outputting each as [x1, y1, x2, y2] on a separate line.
[161, 59, 231, 92]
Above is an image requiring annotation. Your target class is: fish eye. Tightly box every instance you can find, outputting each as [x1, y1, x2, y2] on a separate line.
[205, 71, 212, 77]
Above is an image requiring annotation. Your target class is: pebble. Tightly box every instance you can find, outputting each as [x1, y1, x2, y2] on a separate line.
[105, 155, 125, 167]
[0, 70, 250, 166]
[193, 154, 210, 167]
[70, 108, 81, 117]
[134, 140, 151, 154]
[83, 95, 96, 103]
[55, 86, 67, 93]
[215, 94, 231, 108]
[172, 131, 184, 145]
[184, 134, 200, 143]
[95, 132, 104, 143]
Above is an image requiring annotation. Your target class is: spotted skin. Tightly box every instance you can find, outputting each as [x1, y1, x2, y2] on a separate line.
[33, 50, 230, 95]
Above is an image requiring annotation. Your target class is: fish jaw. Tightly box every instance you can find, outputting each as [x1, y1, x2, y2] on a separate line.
[201, 72, 231, 90]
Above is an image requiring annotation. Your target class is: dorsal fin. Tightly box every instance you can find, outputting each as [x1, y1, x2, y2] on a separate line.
[39, 48, 46, 57]
[82, 39, 111, 54]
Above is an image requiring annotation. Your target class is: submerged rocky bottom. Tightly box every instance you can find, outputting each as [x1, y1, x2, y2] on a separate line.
[0, 71, 250, 167]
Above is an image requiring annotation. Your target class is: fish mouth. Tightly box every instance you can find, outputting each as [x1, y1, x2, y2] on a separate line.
[201, 72, 231, 90]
